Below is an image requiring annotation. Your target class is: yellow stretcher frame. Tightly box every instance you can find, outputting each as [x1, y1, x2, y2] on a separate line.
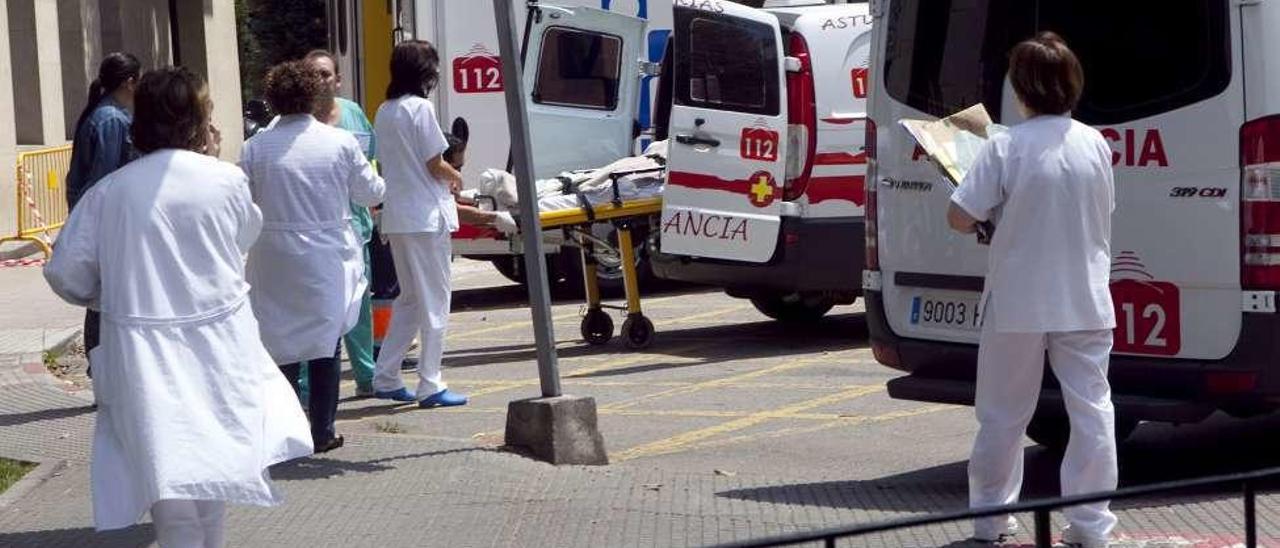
[538, 197, 663, 349]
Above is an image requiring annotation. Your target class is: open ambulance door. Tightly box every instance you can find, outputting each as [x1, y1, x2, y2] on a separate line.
[659, 2, 788, 263]
[523, 5, 648, 179]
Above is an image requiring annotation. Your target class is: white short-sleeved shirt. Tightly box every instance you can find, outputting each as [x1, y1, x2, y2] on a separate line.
[374, 95, 458, 233]
[950, 115, 1116, 333]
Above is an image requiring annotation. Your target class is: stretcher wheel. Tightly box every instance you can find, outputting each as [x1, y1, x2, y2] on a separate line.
[621, 315, 654, 350]
[581, 309, 614, 346]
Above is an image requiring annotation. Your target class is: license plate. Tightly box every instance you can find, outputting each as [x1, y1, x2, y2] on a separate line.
[910, 293, 982, 331]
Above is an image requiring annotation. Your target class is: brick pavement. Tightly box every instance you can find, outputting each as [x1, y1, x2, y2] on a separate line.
[2, 263, 1279, 547]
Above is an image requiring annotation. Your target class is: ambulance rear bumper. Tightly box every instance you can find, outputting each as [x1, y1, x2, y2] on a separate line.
[651, 216, 864, 296]
[865, 287, 1280, 423]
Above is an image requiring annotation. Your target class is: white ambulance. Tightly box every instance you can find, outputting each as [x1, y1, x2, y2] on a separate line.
[404, 0, 676, 289]
[651, 0, 873, 322]
[864, 0, 1280, 446]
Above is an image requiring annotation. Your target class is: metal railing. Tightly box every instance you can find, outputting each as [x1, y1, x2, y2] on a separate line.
[717, 466, 1280, 548]
[0, 145, 73, 258]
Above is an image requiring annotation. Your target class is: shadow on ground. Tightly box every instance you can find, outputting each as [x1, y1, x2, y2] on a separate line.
[716, 411, 1280, 516]
[271, 446, 500, 481]
[443, 312, 871, 376]
[0, 404, 95, 428]
[451, 279, 712, 313]
[0, 525, 153, 548]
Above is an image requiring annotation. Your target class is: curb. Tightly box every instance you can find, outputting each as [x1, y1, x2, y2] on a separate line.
[0, 460, 67, 510]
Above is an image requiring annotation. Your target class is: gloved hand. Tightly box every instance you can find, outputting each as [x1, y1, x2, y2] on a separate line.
[492, 211, 519, 235]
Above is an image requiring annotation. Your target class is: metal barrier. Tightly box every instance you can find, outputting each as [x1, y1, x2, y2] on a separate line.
[0, 145, 73, 258]
[716, 466, 1280, 548]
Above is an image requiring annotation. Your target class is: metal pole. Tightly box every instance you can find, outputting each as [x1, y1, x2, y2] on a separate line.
[1245, 480, 1257, 548]
[494, 0, 562, 397]
[1034, 510, 1051, 548]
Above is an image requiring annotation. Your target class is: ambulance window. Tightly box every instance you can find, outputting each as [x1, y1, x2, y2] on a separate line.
[533, 27, 623, 111]
[673, 11, 780, 116]
[883, 0, 1033, 122]
[1040, 0, 1231, 125]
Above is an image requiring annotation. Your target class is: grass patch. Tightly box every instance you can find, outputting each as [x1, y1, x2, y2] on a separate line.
[0, 458, 36, 494]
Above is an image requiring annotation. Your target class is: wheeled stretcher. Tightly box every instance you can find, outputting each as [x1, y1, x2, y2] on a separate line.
[534, 167, 664, 349]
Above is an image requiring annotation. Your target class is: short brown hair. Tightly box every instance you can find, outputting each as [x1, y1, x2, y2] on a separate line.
[304, 49, 338, 73]
[131, 67, 210, 154]
[264, 60, 332, 116]
[1008, 32, 1084, 116]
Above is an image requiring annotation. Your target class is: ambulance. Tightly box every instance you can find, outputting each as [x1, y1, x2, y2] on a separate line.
[651, 0, 873, 323]
[329, 0, 676, 290]
[863, 0, 1280, 446]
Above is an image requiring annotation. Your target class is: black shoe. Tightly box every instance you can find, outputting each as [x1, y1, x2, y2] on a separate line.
[315, 435, 345, 454]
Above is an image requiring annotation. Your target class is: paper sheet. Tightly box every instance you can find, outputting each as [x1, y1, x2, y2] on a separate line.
[899, 104, 1007, 188]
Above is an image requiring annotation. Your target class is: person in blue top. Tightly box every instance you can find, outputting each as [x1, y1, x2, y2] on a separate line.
[65, 51, 141, 370]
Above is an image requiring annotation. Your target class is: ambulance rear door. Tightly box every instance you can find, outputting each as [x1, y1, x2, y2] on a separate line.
[660, 1, 789, 263]
[523, 5, 648, 178]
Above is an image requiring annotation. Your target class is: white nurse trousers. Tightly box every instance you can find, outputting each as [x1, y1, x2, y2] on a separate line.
[969, 328, 1118, 545]
[373, 231, 451, 398]
[151, 499, 226, 548]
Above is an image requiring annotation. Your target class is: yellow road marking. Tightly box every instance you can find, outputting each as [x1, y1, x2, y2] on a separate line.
[611, 384, 885, 462]
[601, 356, 824, 411]
[669, 405, 958, 455]
[446, 294, 697, 341]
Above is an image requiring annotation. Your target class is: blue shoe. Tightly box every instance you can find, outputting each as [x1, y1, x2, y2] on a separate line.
[419, 389, 468, 408]
[374, 388, 416, 402]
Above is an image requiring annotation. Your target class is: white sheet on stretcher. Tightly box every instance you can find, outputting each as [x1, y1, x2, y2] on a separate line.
[476, 140, 667, 213]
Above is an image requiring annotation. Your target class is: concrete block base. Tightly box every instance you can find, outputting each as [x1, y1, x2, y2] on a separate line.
[504, 395, 608, 465]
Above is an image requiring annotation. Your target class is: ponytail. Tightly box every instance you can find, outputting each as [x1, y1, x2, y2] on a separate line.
[74, 79, 106, 134]
[74, 52, 141, 134]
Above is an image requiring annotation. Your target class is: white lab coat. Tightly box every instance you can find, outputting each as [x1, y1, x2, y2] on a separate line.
[44, 149, 313, 531]
[951, 115, 1116, 333]
[240, 115, 385, 364]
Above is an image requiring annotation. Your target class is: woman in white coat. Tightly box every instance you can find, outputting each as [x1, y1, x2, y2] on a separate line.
[45, 66, 313, 547]
[370, 40, 469, 408]
[947, 33, 1118, 548]
[241, 61, 385, 452]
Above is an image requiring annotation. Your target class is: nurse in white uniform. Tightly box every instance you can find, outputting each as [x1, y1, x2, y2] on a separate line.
[947, 33, 1119, 548]
[45, 67, 313, 547]
[241, 61, 385, 452]
[370, 40, 469, 408]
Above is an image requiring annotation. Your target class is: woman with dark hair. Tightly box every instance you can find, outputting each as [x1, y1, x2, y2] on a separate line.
[241, 61, 385, 452]
[370, 40, 469, 407]
[947, 32, 1118, 547]
[64, 51, 141, 373]
[44, 66, 313, 547]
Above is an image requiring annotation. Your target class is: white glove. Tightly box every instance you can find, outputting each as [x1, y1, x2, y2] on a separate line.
[492, 211, 519, 235]
[459, 188, 479, 201]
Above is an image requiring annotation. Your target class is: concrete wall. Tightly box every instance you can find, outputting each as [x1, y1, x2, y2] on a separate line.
[57, 0, 101, 140]
[8, 0, 65, 146]
[174, 0, 243, 162]
[0, 0, 18, 238]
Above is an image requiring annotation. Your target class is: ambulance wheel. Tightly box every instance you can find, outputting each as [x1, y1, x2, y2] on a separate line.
[581, 309, 614, 346]
[621, 315, 654, 350]
[750, 294, 835, 324]
[1026, 412, 1138, 452]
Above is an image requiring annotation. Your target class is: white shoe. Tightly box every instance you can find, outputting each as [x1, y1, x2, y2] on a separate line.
[973, 517, 1019, 543]
[1059, 525, 1110, 548]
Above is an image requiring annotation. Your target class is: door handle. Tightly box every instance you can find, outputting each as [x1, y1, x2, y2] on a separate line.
[675, 134, 721, 147]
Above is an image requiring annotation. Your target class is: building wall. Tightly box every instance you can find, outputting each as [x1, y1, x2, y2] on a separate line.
[0, 0, 18, 238]
[0, 0, 243, 248]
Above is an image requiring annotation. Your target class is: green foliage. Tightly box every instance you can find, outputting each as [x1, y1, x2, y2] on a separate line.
[0, 458, 35, 494]
[236, 0, 328, 102]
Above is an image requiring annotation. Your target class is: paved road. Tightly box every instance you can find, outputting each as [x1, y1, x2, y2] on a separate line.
[1, 261, 1279, 546]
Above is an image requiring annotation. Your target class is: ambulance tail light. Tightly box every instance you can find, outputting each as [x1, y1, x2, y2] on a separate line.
[783, 32, 816, 201]
[1205, 371, 1258, 396]
[864, 118, 879, 271]
[1240, 115, 1280, 288]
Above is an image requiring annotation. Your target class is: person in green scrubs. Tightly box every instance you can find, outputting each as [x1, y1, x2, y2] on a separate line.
[304, 49, 378, 397]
